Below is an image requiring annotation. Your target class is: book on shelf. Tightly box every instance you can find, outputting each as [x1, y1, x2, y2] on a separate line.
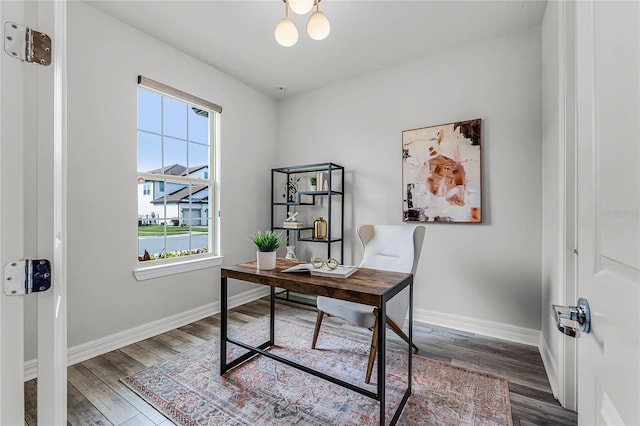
[316, 171, 329, 191]
[283, 221, 304, 229]
[282, 263, 358, 279]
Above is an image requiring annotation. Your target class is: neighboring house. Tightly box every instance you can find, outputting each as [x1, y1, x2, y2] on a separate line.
[138, 163, 209, 226]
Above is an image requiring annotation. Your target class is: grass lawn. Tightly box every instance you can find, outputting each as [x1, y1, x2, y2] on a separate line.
[138, 225, 209, 236]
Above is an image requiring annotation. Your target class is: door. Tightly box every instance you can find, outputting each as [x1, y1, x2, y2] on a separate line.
[576, 1, 640, 424]
[0, 1, 67, 424]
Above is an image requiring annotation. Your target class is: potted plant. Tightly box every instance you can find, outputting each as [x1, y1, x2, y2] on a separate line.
[249, 230, 285, 270]
[309, 176, 317, 191]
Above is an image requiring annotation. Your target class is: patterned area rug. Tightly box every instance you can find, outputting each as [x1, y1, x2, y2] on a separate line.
[122, 316, 511, 425]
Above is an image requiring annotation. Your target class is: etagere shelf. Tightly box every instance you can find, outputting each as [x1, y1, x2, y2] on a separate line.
[271, 162, 345, 306]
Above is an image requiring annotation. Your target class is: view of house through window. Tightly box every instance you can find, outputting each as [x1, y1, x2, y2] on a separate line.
[137, 86, 215, 262]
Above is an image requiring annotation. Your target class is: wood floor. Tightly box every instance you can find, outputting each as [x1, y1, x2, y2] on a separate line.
[24, 298, 577, 425]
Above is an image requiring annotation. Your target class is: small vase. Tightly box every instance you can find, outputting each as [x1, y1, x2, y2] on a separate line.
[310, 184, 317, 191]
[313, 217, 327, 240]
[257, 251, 276, 270]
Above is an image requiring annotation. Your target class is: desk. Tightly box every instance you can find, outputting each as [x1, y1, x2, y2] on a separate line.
[220, 258, 413, 425]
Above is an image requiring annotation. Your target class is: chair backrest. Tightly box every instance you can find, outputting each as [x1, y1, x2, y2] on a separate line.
[357, 224, 425, 327]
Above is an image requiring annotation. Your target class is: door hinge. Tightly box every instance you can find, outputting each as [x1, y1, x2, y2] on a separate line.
[4, 21, 51, 66]
[3, 260, 51, 296]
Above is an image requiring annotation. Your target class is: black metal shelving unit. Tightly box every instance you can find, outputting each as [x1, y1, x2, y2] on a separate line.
[271, 162, 345, 306]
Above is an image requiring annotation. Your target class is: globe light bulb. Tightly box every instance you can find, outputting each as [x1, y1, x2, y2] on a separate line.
[288, 0, 314, 15]
[306, 10, 330, 41]
[275, 18, 298, 47]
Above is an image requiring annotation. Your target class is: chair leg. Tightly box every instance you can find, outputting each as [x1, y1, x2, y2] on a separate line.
[311, 310, 324, 349]
[386, 317, 419, 353]
[365, 312, 379, 384]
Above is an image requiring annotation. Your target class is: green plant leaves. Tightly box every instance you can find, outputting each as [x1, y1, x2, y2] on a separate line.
[249, 230, 286, 252]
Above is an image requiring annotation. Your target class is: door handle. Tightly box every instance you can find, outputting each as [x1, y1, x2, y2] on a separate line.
[551, 297, 591, 337]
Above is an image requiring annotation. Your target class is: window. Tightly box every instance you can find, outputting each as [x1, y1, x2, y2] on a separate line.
[136, 76, 221, 266]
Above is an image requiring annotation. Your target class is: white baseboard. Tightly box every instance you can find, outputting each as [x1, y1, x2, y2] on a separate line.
[539, 333, 560, 398]
[24, 286, 270, 381]
[413, 308, 541, 347]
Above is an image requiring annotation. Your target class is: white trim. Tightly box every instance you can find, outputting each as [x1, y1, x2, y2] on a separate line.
[1, 2, 27, 423]
[24, 285, 270, 381]
[133, 255, 224, 281]
[138, 75, 222, 114]
[539, 333, 560, 398]
[414, 308, 541, 347]
[36, 0, 69, 423]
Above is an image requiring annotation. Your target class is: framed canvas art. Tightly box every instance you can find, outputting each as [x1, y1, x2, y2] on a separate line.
[402, 119, 482, 223]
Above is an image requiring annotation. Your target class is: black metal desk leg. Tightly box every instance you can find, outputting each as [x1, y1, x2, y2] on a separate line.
[270, 287, 275, 345]
[378, 301, 386, 425]
[220, 277, 228, 375]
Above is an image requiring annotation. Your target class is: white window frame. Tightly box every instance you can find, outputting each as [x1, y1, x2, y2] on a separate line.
[134, 76, 223, 280]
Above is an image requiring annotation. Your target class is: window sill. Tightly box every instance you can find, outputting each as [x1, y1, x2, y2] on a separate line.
[134, 255, 224, 281]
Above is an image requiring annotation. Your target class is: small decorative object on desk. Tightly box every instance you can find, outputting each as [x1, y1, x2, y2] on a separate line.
[313, 217, 327, 239]
[249, 230, 285, 270]
[285, 246, 296, 259]
[309, 176, 317, 191]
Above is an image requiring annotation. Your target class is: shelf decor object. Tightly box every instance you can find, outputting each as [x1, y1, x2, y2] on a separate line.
[283, 176, 300, 202]
[313, 217, 327, 239]
[402, 118, 482, 223]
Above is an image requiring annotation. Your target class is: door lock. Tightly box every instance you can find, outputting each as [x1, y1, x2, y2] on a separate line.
[551, 297, 591, 337]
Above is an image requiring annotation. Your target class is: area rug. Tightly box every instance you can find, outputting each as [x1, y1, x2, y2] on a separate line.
[121, 316, 511, 425]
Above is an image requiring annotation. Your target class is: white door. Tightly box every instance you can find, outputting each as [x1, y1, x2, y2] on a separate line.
[0, 1, 67, 424]
[576, 1, 640, 424]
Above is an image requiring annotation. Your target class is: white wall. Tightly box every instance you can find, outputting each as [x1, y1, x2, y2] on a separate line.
[277, 27, 543, 332]
[25, 2, 278, 361]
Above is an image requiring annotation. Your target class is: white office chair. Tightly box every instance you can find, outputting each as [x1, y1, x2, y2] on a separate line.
[311, 224, 425, 384]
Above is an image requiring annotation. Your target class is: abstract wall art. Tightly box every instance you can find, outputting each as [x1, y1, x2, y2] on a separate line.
[402, 119, 482, 223]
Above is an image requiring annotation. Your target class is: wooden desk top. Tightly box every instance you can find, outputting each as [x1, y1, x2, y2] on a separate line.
[221, 258, 411, 307]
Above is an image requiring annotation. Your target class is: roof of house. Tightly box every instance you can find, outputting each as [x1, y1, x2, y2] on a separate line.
[151, 184, 208, 204]
[146, 164, 207, 176]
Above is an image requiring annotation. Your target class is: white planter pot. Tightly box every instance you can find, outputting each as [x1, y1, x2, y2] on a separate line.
[257, 250, 276, 270]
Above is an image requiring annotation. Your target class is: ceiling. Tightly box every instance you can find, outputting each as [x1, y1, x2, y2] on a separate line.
[85, 0, 547, 99]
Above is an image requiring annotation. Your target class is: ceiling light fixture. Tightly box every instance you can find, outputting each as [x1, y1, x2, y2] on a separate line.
[275, 0, 330, 47]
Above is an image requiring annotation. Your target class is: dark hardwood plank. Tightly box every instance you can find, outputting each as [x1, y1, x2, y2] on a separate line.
[163, 328, 206, 347]
[67, 364, 139, 424]
[24, 378, 37, 426]
[119, 413, 158, 426]
[510, 392, 578, 425]
[82, 356, 168, 424]
[101, 350, 147, 376]
[67, 399, 114, 426]
[118, 343, 167, 368]
[509, 382, 563, 407]
[177, 321, 216, 341]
